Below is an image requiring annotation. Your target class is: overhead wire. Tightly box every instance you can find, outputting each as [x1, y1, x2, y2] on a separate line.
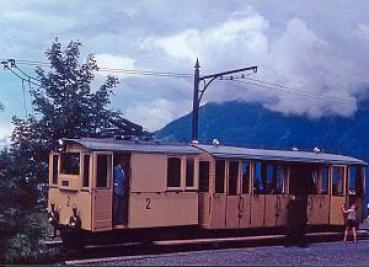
[0, 57, 358, 108]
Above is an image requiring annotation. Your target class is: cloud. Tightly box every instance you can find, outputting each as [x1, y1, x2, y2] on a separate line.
[142, 12, 369, 120]
[123, 98, 191, 131]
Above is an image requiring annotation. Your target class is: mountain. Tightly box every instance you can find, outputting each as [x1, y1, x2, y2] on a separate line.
[155, 100, 369, 162]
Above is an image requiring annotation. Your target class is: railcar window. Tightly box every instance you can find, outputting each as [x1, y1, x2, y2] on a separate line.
[254, 161, 263, 194]
[348, 166, 364, 196]
[276, 165, 287, 194]
[228, 161, 239, 195]
[321, 166, 329, 194]
[167, 157, 181, 187]
[60, 153, 80, 175]
[241, 161, 250, 194]
[186, 158, 194, 188]
[332, 166, 344, 196]
[215, 160, 225, 193]
[96, 154, 110, 187]
[83, 155, 90, 188]
[52, 155, 58, 184]
[199, 161, 210, 192]
[308, 167, 319, 194]
[265, 164, 276, 194]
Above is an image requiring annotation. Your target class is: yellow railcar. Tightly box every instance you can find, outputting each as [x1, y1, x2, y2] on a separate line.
[47, 138, 367, 245]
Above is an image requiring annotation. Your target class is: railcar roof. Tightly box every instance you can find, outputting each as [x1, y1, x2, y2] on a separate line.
[194, 144, 368, 166]
[64, 138, 200, 154]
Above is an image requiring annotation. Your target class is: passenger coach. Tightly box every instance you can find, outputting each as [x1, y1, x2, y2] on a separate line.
[47, 137, 367, 244]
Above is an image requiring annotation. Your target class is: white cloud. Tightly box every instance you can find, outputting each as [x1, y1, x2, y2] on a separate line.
[123, 98, 191, 131]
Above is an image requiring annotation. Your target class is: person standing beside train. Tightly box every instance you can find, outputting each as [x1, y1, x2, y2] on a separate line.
[113, 159, 128, 225]
[342, 201, 359, 243]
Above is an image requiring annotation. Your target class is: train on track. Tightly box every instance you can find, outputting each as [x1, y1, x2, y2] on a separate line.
[47, 137, 367, 246]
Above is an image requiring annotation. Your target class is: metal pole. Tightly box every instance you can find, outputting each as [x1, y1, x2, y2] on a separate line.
[192, 58, 200, 141]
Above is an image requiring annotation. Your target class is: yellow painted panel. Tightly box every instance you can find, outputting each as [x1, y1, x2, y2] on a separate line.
[130, 153, 167, 193]
[48, 188, 92, 230]
[330, 196, 345, 225]
[250, 195, 264, 227]
[239, 196, 251, 228]
[128, 192, 198, 228]
[225, 196, 240, 229]
[92, 189, 112, 231]
[264, 195, 277, 227]
[276, 195, 290, 226]
[198, 192, 210, 227]
[210, 194, 226, 229]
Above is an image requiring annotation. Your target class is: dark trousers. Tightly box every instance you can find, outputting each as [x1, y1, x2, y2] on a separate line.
[113, 194, 125, 224]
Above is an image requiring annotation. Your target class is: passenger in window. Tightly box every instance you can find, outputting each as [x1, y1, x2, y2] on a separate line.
[113, 159, 128, 225]
[342, 200, 359, 243]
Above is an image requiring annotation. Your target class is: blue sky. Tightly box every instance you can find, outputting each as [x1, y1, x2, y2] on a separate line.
[0, 0, 369, 145]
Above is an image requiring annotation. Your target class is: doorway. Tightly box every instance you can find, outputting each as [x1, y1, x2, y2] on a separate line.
[112, 153, 131, 226]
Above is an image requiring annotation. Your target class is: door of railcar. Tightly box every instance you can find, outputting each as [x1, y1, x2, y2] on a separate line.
[307, 165, 330, 225]
[239, 160, 251, 228]
[330, 165, 346, 225]
[288, 164, 310, 230]
[225, 160, 241, 228]
[211, 160, 227, 228]
[91, 152, 113, 231]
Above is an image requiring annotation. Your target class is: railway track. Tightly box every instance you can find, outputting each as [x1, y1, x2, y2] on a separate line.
[43, 229, 369, 265]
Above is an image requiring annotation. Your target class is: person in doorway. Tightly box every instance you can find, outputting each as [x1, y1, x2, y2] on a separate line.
[113, 159, 128, 225]
[342, 201, 359, 243]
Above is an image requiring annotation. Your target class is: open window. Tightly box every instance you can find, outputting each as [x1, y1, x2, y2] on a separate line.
[275, 164, 287, 194]
[52, 154, 59, 185]
[60, 152, 80, 175]
[96, 154, 112, 188]
[228, 161, 239, 195]
[167, 157, 181, 189]
[241, 160, 250, 194]
[307, 166, 319, 194]
[332, 166, 344, 196]
[215, 160, 225, 193]
[185, 157, 196, 190]
[320, 166, 329, 194]
[199, 161, 210, 192]
[348, 165, 364, 196]
[82, 154, 90, 188]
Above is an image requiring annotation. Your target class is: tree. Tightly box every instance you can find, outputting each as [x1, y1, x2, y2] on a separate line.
[0, 38, 141, 263]
[31, 38, 121, 148]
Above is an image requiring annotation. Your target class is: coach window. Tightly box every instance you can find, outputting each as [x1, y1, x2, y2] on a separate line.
[96, 154, 111, 188]
[321, 166, 329, 194]
[308, 166, 319, 194]
[332, 166, 344, 196]
[167, 157, 181, 188]
[52, 154, 59, 185]
[199, 161, 210, 192]
[276, 164, 287, 194]
[254, 161, 263, 194]
[348, 166, 364, 196]
[60, 152, 80, 175]
[228, 161, 239, 195]
[241, 160, 250, 194]
[82, 155, 90, 188]
[185, 158, 195, 188]
[215, 160, 225, 193]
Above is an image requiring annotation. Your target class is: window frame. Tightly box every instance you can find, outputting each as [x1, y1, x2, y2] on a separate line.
[331, 165, 346, 197]
[185, 156, 199, 191]
[60, 152, 81, 176]
[95, 152, 112, 189]
[82, 154, 91, 190]
[199, 160, 210, 193]
[320, 165, 329, 194]
[240, 160, 251, 195]
[166, 156, 183, 191]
